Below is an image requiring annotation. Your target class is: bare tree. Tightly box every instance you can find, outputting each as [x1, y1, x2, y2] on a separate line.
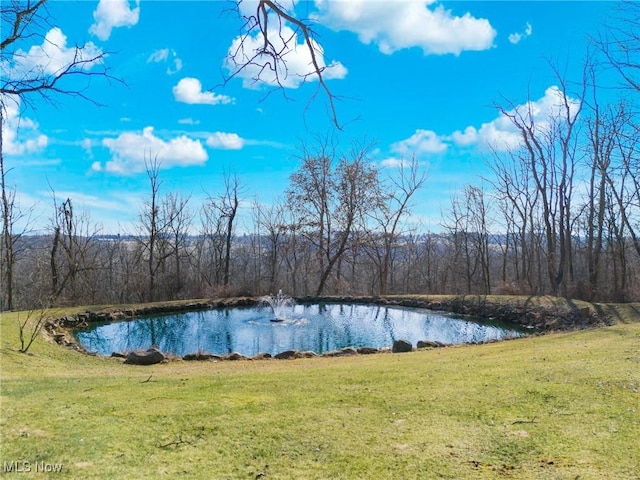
[1, 0, 116, 311]
[162, 193, 193, 299]
[604, 115, 640, 260]
[288, 137, 333, 291]
[254, 197, 289, 292]
[200, 173, 244, 290]
[497, 75, 584, 296]
[48, 195, 102, 304]
[367, 157, 426, 295]
[197, 200, 226, 290]
[0, 151, 34, 310]
[137, 156, 173, 302]
[590, 2, 640, 284]
[596, 1, 640, 93]
[135, 158, 198, 302]
[488, 147, 540, 292]
[221, 175, 241, 287]
[441, 187, 482, 294]
[583, 87, 623, 300]
[288, 138, 379, 295]
[17, 304, 50, 353]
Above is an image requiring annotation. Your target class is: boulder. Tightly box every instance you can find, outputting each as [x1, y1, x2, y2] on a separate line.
[579, 307, 592, 318]
[224, 352, 247, 361]
[252, 352, 273, 360]
[357, 346, 378, 355]
[416, 340, 445, 349]
[323, 347, 358, 357]
[124, 348, 165, 365]
[339, 347, 358, 356]
[53, 333, 67, 343]
[274, 350, 300, 360]
[392, 339, 413, 353]
[108, 311, 126, 321]
[183, 352, 217, 361]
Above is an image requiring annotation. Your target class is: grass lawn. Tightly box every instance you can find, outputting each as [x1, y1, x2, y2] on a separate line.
[1, 297, 639, 479]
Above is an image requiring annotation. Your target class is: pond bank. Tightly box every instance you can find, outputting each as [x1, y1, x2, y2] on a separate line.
[303, 295, 613, 331]
[44, 295, 614, 360]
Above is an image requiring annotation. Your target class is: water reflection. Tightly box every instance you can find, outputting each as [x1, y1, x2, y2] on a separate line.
[75, 304, 527, 357]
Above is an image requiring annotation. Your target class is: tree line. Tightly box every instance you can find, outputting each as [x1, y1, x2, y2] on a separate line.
[2, 108, 640, 310]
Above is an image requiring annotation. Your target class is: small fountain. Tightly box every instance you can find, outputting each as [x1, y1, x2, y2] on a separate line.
[260, 290, 294, 322]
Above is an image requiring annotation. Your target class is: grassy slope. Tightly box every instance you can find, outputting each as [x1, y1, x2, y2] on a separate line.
[1, 297, 639, 479]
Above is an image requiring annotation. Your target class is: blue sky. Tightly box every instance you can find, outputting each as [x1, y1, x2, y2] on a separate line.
[2, 0, 618, 234]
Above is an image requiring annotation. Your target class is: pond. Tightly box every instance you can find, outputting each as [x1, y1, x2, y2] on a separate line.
[75, 303, 528, 357]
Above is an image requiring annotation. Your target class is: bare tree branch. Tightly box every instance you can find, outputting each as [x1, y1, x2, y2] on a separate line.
[1, 0, 122, 110]
[225, 0, 343, 128]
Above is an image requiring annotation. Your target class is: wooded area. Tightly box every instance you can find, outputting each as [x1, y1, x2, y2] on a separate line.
[1, 1, 640, 310]
[3, 113, 640, 309]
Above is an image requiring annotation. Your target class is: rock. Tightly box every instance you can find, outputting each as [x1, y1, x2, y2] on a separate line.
[124, 348, 165, 365]
[392, 339, 413, 353]
[323, 348, 358, 357]
[357, 346, 378, 355]
[183, 352, 216, 361]
[274, 350, 299, 360]
[417, 340, 445, 349]
[224, 352, 247, 361]
[53, 333, 66, 343]
[252, 352, 273, 360]
[108, 311, 125, 321]
[340, 347, 358, 356]
[111, 351, 127, 358]
[579, 307, 591, 317]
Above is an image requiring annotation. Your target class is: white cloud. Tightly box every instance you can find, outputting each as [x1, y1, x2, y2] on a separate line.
[508, 22, 532, 44]
[449, 126, 478, 146]
[225, 24, 347, 89]
[90, 0, 140, 41]
[178, 118, 200, 126]
[508, 33, 522, 45]
[173, 77, 234, 105]
[206, 132, 245, 150]
[168, 58, 183, 75]
[388, 86, 582, 158]
[147, 48, 169, 63]
[450, 85, 581, 151]
[147, 48, 182, 75]
[469, 119, 522, 151]
[53, 191, 132, 214]
[392, 129, 448, 155]
[380, 157, 411, 168]
[81, 138, 94, 156]
[93, 126, 208, 174]
[1, 94, 49, 156]
[314, 0, 496, 55]
[2, 28, 103, 79]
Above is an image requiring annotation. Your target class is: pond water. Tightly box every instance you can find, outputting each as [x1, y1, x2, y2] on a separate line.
[75, 303, 527, 357]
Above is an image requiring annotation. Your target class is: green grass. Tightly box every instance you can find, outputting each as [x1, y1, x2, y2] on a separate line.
[1, 297, 639, 479]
